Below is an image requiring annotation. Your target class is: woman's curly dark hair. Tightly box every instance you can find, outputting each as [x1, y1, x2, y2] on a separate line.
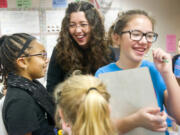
[56, 1, 111, 75]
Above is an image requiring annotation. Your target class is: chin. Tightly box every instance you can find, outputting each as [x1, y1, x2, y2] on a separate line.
[133, 56, 144, 62]
[78, 43, 88, 48]
[37, 74, 45, 79]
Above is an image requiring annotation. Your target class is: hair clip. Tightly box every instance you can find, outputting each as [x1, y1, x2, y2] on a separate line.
[87, 87, 97, 93]
[58, 91, 62, 97]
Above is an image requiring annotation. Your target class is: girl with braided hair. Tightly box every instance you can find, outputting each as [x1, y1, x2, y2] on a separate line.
[0, 33, 55, 135]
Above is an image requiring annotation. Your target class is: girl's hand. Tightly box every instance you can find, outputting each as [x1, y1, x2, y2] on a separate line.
[135, 107, 167, 132]
[152, 48, 172, 76]
[112, 107, 167, 134]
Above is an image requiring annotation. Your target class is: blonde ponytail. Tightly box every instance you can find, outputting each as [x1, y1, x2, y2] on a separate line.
[73, 89, 113, 135]
[54, 75, 115, 135]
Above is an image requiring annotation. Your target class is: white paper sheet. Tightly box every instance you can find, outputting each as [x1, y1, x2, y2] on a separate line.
[99, 67, 164, 135]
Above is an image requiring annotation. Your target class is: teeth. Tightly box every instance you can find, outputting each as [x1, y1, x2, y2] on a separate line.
[77, 35, 84, 38]
[136, 48, 145, 52]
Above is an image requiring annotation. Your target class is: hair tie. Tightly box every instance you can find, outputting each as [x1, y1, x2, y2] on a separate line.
[87, 87, 97, 93]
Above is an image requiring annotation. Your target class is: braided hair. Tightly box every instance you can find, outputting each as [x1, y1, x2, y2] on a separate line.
[0, 33, 35, 86]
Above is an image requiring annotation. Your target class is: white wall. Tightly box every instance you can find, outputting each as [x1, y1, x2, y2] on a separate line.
[1, 0, 180, 58]
[3, 0, 180, 53]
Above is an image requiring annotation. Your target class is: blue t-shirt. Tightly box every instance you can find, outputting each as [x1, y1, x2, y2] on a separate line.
[95, 60, 169, 134]
[174, 56, 180, 78]
[95, 60, 166, 110]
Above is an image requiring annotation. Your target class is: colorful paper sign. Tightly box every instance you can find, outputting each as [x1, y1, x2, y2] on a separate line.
[16, 0, 32, 8]
[166, 34, 176, 52]
[0, 0, 7, 8]
[52, 0, 67, 8]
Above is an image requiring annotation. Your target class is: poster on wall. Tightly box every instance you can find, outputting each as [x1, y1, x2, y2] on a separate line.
[0, 0, 7, 8]
[166, 34, 176, 53]
[53, 0, 67, 8]
[16, 0, 32, 8]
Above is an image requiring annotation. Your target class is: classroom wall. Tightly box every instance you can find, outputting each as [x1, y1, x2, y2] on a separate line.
[1, 0, 180, 55]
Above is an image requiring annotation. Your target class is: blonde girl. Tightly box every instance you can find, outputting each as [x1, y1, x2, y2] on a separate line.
[54, 75, 115, 135]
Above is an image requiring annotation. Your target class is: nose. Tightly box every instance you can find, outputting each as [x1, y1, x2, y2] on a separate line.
[139, 35, 148, 44]
[75, 25, 82, 33]
[45, 57, 49, 64]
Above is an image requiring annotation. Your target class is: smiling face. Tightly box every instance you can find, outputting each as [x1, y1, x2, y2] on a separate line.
[118, 15, 153, 64]
[18, 40, 49, 80]
[69, 11, 91, 48]
[26, 41, 48, 80]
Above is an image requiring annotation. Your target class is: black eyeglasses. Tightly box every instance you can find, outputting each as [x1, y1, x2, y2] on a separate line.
[120, 30, 158, 43]
[21, 52, 47, 60]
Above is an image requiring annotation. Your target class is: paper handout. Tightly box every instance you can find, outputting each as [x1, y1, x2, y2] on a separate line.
[99, 67, 164, 135]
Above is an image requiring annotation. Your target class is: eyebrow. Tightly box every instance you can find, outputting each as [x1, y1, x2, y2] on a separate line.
[41, 50, 46, 53]
[35, 50, 46, 54]
[69, 21, 88, 23]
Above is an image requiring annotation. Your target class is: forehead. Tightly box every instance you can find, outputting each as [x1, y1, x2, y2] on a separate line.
[125, 15, 153, 32]
[69, 11, 88, 23]
[28, 40, 45, 53]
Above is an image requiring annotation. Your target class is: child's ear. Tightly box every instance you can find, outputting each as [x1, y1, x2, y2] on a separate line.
[113, 33, 120, 41]
[59, 108, 72, 134]
[16, 57, 27, 69]
[59, 108, 65, 122]
[59, 108, 70, 127]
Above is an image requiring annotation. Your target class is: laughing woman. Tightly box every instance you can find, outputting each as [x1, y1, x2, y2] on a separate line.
[46, 1, 115, 93]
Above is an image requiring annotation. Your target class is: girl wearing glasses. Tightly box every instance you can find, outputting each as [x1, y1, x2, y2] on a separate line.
[95, 10, 180, 134]
[0, 33, 55, 135]
[46, 1, 115, 94]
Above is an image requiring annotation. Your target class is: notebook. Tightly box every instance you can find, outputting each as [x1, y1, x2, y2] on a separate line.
[99, 67, 164, 135]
